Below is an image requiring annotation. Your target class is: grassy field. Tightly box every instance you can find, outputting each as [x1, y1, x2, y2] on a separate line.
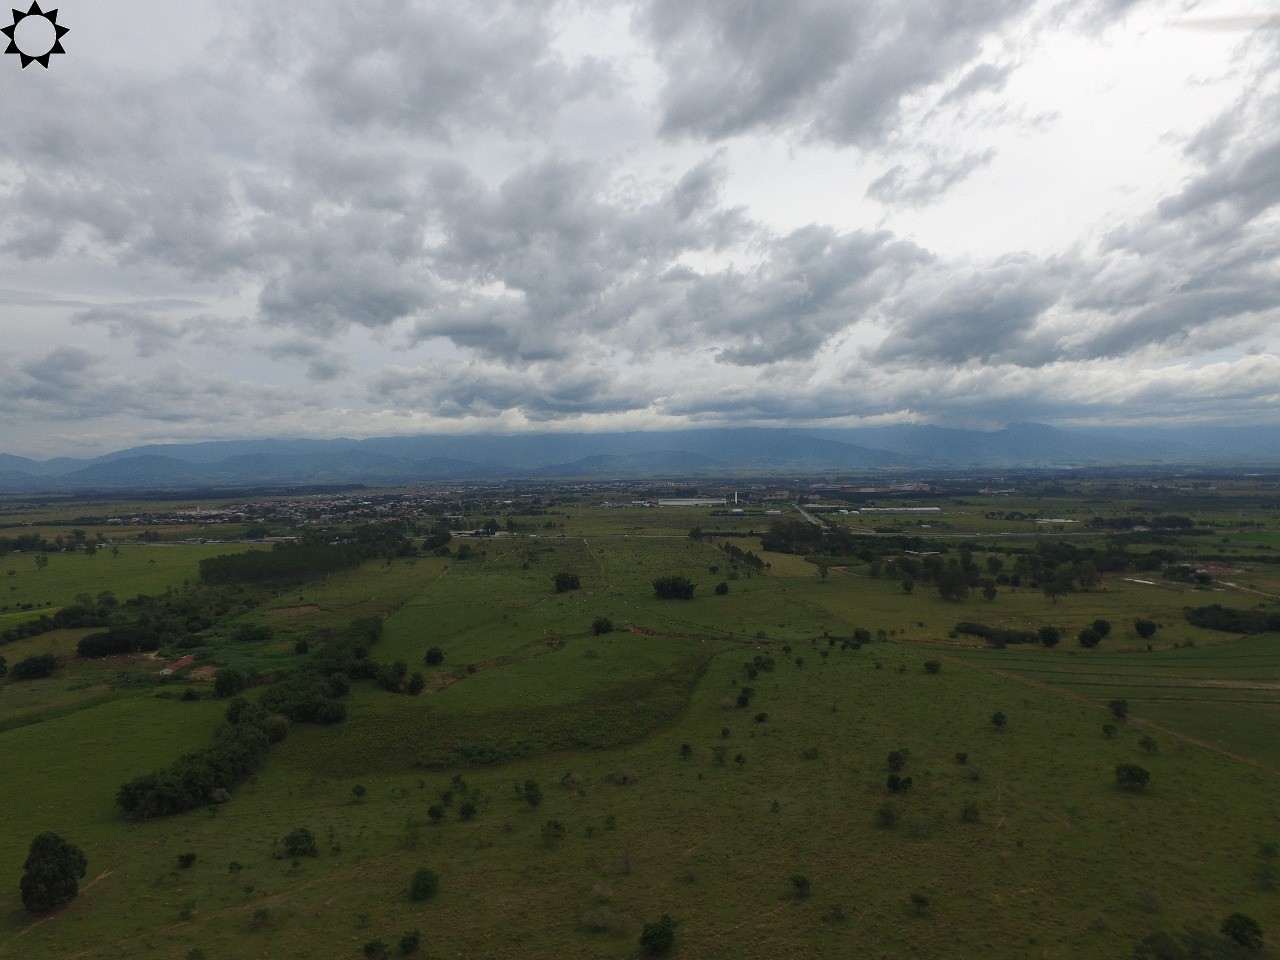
[0, 488, 1277, 959]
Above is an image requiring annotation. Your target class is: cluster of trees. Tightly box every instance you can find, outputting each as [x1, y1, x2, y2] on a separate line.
[200, 524, 415, 585]
[718, 541, 766, 572]
[953, 622, 1040, 647]
[257, 618, 384, 722]
[116, 697, 277, 819]
[1, 594, 117, 644]
[1186, 605, 1280, 634]
[75, 589, 247, 658]
[653, 576, 695, 600]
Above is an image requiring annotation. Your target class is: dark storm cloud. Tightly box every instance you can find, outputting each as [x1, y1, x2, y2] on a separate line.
[641, 0, 1029, 144]
[866, 149, 996, 206]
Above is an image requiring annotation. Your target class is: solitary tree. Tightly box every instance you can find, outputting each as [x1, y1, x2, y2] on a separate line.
[1038, 626, 1061, 648]
[652, 576, 695, 600]
[1078, 627, 1102, 649]
[639, 915, 676, 955]
[1134, 618, 1158, 639]
[20, 833, 87, 913]
[425, 646, 444, 666]
[1115, 763, 1150, 791]
[408, 867, 439, 901]
[1109, 699, 1129, 721]
[591, 617, 614, 635]
[991, 711, 1008, 729]
[553, 572, 580, 593]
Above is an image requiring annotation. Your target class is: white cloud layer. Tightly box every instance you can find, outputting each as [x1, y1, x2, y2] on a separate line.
[0, 0, 1277, 456]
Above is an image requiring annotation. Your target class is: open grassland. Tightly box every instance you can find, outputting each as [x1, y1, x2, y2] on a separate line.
[0, 488, 1278, 959]
[0, 545, 257, 619]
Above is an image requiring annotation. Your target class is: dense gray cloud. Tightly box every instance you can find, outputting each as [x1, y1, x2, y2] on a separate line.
[0, 0, 1276, 455]
[249, 0, 611, 139]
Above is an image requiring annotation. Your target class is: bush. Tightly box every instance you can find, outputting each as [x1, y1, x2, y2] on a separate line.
[1134, 618, 1158, 639]
[425, 646, 444, 666]
[1221, 913, 1264, 950]
[714, 582, 729, 595]
[278, 827, 319, 858]
[991, 711, 1007, 729]
[790, 874, 811, 900]
[213, 666, 248, 698]
[876, 802, 899, 829]
[9, 653, 59, 681]
[923, 660, 941, 674]
[408, 867, 439, 901]
[1092, 619, 1112, 638]
[1109, 699, 1129, 721]
[591, 617, 613, 636]
[1038, 625, 1061, 647]
[1078, 627, 1102, 648]
[580, 905, 627, 934]
[398, 929, 421, 955]
[363, 940, 389, 960]
[639, 915, 676, 955]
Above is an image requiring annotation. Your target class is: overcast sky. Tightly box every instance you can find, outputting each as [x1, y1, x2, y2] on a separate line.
[1, 0, 1277, 457]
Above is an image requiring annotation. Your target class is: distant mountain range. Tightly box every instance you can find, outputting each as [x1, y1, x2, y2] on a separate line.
[1, 423, 1277, 491]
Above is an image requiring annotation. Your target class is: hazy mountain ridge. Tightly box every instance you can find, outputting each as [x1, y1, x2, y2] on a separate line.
[0, 424, 1275, 491]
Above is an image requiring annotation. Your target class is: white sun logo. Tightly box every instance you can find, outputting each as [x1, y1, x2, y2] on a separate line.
[3, 2, 68, 69]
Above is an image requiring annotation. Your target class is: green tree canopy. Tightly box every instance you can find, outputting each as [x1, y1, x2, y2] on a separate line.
[20, 833, 87, 913]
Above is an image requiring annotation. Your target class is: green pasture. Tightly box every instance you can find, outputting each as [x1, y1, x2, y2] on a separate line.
[0, 487, 1278, 959]
[0, 544, 257, 617]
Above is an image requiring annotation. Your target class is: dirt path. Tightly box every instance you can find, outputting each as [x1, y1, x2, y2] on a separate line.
[936, 653, 1280, 778]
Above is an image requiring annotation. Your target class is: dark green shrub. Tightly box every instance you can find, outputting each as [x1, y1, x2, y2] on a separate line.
[9, 653, 59, 681]
[277, 827, 318, 858]
[1078, 627, 1102, 648]
[1221, 912, 1264, 950]
[553, 572, 580, 593]
[639, 914, 675, 955]
[408, 867, 439, 901]
[398, 929, 421, 955]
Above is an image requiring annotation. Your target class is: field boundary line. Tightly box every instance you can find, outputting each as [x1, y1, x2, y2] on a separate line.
[936, 653, 1280, 779]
